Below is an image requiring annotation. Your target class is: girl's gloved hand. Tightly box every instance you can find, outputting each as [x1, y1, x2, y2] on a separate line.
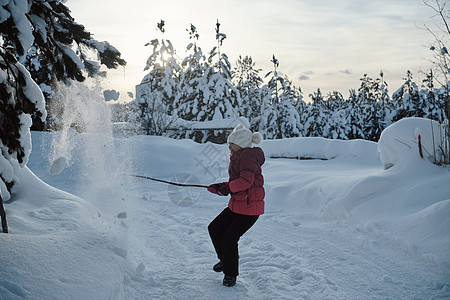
[207, 183, 222, 194]
[207, 183, 230, 196]
[217, 183, 230, 196]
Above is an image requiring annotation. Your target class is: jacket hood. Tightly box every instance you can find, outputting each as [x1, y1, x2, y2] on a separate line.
[242, 147, 265, 166]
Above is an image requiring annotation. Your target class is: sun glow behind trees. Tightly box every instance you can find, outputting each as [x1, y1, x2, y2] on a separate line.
[130, 21, 449, 144]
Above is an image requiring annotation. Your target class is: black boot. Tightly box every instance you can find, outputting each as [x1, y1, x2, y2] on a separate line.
[213, 261, 223, 272]
[223, 275, 236, 287]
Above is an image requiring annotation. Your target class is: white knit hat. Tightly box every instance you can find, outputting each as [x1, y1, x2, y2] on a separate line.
[227, 124, 263, 148]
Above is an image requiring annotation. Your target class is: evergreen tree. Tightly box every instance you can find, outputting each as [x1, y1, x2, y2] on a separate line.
[375, 70, 393, 129]
[175, 24, 206, 123]
[259, 85, 279, 139]
[16, 1, 126, 130]
[265, 55, 281, 103]
[204, 45, 239, 121]
[175, 20, 238, 143]
[278, 98, 302, 138]
[328, 108, 348, 139]
[325, 92, 348, 139]
[212, 19, 228, 76]
[0, 47, 45, 203]
[322, 91, 345, 112]
[422, 69, 446, 122]
[277, 76, 302, 138]
[0, 0, 125, 221]
[304, 88, 328, 137]
[232, 55, 263, 131]
[357, 74, 383, 141]
[392, 71, 425, 123]
[134, 20, 180, 135]
[141, 20, 180, 112]
[345, 89, 365, 140]
[23, 45, 52, 130]
[207, 19, 240, 114]
[260, 55, 282, 139]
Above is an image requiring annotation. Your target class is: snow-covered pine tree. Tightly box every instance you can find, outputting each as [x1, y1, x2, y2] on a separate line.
[304, 88, 329, 137]
[409, 85, 426, 118]
[19, 0, 126, 130]
[171, 21, 239, 143]
[322, 91, 344, 112]
[328, 108, 348, 139]
[324, 91, 348, 139]
[23, 45, 51, 130]
[392, 71, 425, 123]
[391, 78, 408, 123]
[209, 19, 240, 114]
[0, 0, 126, 231]
[260, 55, 282, 139]
[345, 89, 365, 140]
[422, 69, 446, 122]
[358, 74, 383, 141]
[277, 75, 302, 138]
[375, 70, 393, 130]
[293, 90, 307, 136]
[232, 55, 263, 131]
[175, 24, 206, 124]
[0, 47, 45, 204]
[259, 86, 279, 139]
[134, 20, 181, 135]
[189, 20, 239, 143]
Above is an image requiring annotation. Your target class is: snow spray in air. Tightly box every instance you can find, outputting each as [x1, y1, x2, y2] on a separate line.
[47, 80, 133, 214]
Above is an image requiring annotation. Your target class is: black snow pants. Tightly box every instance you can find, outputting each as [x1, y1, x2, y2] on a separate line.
[208, 207, 259, 277]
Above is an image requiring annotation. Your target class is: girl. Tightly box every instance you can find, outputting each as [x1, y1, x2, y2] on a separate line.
[207, 124, 265, 287]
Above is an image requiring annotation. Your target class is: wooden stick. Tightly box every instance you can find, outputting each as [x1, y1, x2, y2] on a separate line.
[125, 174, 208, 188]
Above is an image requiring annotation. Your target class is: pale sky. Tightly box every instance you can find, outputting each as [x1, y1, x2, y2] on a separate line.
[69, 0, 436, 101]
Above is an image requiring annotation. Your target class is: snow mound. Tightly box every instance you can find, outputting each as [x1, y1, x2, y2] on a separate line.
[403, 198, 450, 269]
[0, 167, 126, 299]
[378, 117, 446, 169]
[262, 136, 379, 164]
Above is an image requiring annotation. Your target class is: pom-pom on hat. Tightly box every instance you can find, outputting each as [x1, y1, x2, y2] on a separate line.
[227, 124, 263, 148]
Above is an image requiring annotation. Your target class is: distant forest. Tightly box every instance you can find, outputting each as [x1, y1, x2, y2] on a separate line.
[107, 21, 446, 143]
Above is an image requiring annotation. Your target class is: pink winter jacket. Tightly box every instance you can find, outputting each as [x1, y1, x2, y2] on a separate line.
[227, 147, 265, 216]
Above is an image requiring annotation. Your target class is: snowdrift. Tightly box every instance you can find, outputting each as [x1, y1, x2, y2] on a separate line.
[378, 117, 447, 169]
[0, 167, 125, 299]
[262, 136, 380, 164]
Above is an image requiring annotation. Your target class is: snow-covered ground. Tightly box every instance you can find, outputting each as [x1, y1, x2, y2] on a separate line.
[0, 119, 449, 299]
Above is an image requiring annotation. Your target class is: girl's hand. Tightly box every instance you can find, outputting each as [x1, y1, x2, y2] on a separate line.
[207, 183, 230, 196]
[207, 183, 222, 194]
[217, 183, 230, 196]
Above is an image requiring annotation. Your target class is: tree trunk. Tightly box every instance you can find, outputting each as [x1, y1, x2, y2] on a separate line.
[0, 194, 8, 233]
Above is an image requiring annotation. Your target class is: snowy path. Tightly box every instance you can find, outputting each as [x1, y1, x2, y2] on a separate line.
[122, 170, 445, 299]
